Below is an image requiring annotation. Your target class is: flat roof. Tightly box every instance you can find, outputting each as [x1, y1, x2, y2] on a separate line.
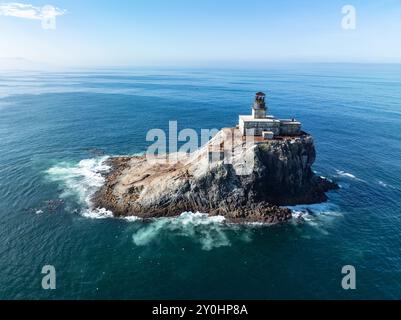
[280, 120, 302, 125]
[239, 116, 301, 125]
[239, 115, 281, 123]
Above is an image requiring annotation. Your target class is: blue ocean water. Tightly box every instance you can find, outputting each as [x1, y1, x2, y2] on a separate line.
[0, 64, 401, 299]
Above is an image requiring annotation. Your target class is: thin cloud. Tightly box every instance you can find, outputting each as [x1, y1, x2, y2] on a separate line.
[0, 2, 66, 20]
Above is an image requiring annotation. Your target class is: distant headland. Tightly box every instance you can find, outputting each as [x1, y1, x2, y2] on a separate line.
[93, 92, 338, 224]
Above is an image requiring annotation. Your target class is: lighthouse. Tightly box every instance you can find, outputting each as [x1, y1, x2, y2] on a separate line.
[238, 92, 302, 138]
[252, 92, 267, 119]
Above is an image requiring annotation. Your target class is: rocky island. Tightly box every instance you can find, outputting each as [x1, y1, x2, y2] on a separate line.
[93, 92, 338, 224]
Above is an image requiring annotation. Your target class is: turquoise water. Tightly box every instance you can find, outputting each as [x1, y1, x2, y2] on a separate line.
[1, 65, 401, 299]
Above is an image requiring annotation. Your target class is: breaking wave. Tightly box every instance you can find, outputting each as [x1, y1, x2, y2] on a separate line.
[46, 157, 113, 219]
[289, 202, 343, 232]
[45, 157, 343, 245]
[132, 212, 242, 251]
[46, 159, 250, 250]
[335, 170, 365, 182]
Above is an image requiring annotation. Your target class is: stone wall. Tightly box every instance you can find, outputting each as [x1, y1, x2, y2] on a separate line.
[240, 119, 281, 136]
[279, 121, 302, 136]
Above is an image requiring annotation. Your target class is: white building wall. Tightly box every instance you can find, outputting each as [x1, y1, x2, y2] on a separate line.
[242, 121, 280, 136]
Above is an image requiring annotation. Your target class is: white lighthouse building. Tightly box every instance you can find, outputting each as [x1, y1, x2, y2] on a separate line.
[239, 92, 302, 139]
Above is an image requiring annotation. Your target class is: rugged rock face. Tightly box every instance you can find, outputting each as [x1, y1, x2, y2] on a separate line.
[250, 136, 337, 206]
[93, 128, 338, 224]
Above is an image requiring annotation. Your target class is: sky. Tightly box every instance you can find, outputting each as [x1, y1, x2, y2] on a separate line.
[0, 0, 401, 68]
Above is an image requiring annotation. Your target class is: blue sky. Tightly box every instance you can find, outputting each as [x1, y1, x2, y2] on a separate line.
[0, 0, 401, 68]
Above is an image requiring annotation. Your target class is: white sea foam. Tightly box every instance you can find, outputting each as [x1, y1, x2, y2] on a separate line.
[335, 170, 364, 182]
[336, 170, 356, 179]
[46, 156, 342, 243]
[289, 202, 343, 232]
[123, 216, 142, 222]
[132, 212, 233, 251]
[377, 180, 396, 189]
[378, 180, 388, 188]
[82, 207, 113, 219]
[46, 156, 112, 219]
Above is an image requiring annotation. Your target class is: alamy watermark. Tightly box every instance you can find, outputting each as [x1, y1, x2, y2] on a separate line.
[146, 121, 256, 176]
[41, 265, 56, 290]
[342, 5, 357, 30]
[0, 3, 66, 30]
[40, 5, 64, 30]
[342, 265, 356, 290]
[1, 3, 358, 31]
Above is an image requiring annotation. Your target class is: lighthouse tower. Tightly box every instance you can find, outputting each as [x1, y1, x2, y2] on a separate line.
[239, 91, 302, 138]
[252, 92, 267, 119]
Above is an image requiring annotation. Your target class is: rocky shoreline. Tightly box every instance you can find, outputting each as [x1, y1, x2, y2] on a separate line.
[92, 128, 338, 224]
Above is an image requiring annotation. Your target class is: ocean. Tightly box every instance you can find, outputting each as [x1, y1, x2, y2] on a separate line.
[0, 64, 401, 299]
